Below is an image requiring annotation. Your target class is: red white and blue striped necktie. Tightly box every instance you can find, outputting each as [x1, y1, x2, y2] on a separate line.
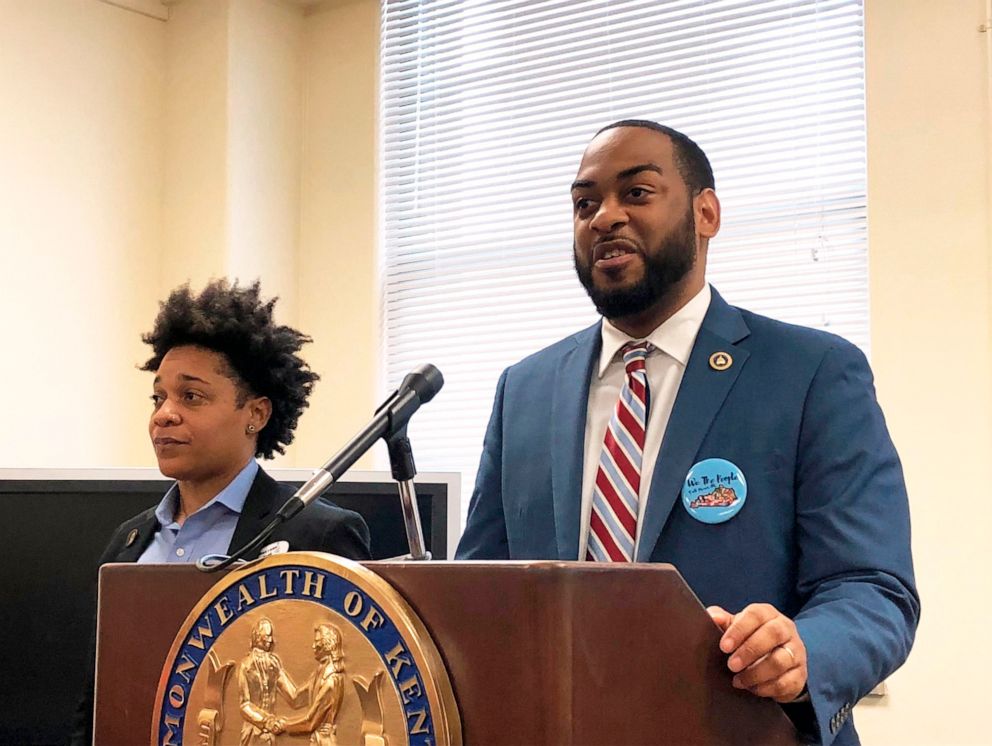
[587, 341, 651, 562]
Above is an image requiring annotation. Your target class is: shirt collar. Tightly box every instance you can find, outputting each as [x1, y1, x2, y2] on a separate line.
[597, 284, 712, 378]
[153, 459, 259, 527]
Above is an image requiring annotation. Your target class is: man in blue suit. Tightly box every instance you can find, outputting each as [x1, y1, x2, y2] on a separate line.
[455, 120, 918, 745]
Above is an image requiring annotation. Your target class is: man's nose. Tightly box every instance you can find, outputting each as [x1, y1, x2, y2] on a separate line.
[590, 197, 628, 234]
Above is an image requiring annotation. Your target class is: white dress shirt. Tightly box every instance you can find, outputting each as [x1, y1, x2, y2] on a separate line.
[578, 284, 712, 560]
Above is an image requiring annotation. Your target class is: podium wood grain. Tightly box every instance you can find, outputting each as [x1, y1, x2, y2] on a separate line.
[94, 560, 798, 745]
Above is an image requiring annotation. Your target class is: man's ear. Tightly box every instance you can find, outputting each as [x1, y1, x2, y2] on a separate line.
[694, 188, 721, 240]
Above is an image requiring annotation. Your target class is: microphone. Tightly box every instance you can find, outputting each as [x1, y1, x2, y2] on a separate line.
[200, 364, 443, 572]
[276, 363, 444, 522]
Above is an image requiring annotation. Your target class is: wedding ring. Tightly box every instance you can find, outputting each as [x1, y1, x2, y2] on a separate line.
[781, 644, 796, 663]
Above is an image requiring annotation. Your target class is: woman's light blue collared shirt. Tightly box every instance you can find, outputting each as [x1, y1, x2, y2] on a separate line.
[137, 460, 259, 564]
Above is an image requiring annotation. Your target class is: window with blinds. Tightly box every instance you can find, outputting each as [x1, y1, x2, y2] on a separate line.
[380, 0, 868, 523]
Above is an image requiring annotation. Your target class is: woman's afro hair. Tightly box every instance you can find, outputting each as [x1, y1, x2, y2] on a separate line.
[141, 279, 319, 459]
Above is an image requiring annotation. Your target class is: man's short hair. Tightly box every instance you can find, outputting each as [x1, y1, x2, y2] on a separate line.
[596, 119, 715, 194]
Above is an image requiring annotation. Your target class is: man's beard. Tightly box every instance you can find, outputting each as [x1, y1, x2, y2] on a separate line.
[574, 209, 697, 320]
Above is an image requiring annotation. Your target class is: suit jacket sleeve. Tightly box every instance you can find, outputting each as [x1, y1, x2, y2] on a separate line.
[456, 369, 510, 559]
[792, 341, 919, 744]
[316, 503, 372, 561]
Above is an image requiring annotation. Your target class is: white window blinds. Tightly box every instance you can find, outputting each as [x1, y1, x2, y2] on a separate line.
[380, 0, 868, 523]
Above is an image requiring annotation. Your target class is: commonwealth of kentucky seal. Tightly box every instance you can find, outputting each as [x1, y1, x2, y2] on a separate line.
[152, 553, 461, 746]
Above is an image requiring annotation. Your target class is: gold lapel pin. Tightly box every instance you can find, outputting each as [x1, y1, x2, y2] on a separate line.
[709, 351, 733, 371]
[125, 528, 139, 547]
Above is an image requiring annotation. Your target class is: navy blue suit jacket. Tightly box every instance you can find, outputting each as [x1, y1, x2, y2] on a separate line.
[456, 288, 919, 745]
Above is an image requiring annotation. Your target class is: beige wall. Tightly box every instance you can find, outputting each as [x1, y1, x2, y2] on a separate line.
[294, 0, 379, 468]
[859, 1, 992, 744]
[163, 0, 305, 316]
[0, 0, 165, 466]
[0, 0, 376, 470]
[161, 0, 228, 291]
[227, 0, 304, 322]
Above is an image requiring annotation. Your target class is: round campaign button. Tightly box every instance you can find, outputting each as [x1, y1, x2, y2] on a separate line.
[681, 458, 747, 524]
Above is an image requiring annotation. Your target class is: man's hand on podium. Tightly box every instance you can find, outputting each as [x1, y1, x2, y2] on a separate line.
[706, 603, 808, 703]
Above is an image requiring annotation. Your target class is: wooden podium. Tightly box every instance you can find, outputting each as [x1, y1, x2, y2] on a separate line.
[94, 560, 798, 745]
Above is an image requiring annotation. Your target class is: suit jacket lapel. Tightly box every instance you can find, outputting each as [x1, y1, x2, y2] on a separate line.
[635, 289, 751, 561]
[228, 468, 279, 554]
[114, 512, 158, 562]
[551, 323, 601, 560]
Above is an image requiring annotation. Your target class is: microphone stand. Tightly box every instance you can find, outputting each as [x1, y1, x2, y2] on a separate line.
[385, 425, 431, 561]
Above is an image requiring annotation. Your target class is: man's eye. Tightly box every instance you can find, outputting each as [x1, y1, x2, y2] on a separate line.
[183, 391, 204, 402]
[150, 394, 163, 407]
[628, 187, 649, 199]
[574, 198, 594, 212]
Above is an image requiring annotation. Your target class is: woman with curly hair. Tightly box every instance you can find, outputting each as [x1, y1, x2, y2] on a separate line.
[111, 278, 371, 563]
[71, 279, 371, 744]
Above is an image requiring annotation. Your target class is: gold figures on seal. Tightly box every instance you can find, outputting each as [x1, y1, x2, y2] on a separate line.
[278, 623, 347, 744]
[187, 613, 396, 745]
[236, 618, 304, 745]
[225, 619, 363, 745]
